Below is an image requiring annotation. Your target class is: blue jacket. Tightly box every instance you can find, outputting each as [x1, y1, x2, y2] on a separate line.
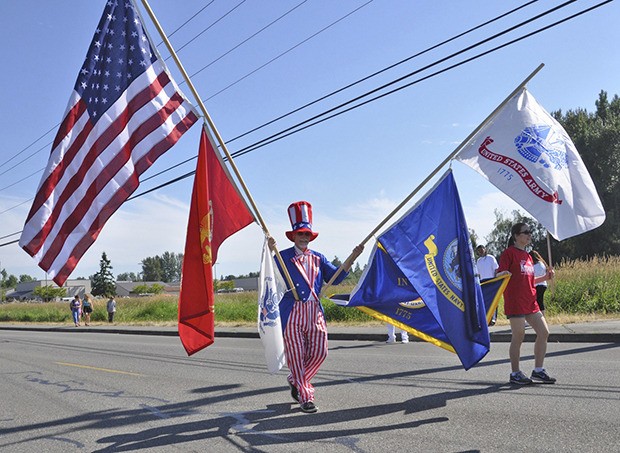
[277, 246, 348, 332]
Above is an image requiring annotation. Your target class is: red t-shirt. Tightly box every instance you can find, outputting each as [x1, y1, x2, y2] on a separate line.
[498, 246, 539, 316]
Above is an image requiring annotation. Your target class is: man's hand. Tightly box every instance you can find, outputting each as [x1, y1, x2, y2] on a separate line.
[267, 235, 277, 252]
[344, 244, 364, 271]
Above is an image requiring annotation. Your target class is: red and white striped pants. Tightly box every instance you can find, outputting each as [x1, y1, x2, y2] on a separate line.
[284, 299, 328, 403]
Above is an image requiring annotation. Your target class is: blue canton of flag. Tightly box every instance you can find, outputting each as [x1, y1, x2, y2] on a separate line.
[20, 0, 199, 285]
[77, 1, 159, 120]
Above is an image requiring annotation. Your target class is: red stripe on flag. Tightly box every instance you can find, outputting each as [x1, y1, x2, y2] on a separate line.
[135, 108, 199, 175]
[25, 107, 93, 227]
[38, 93, 196, 274]
[51, 112, 200, 285]
[24, 71, 176, 257]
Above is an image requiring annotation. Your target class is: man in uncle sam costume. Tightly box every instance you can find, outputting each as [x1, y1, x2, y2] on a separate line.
[269, 201, 363, 414]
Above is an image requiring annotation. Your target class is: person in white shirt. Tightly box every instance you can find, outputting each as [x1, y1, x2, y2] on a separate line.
[476, 244, 499, 325]
[531, 251, 548, 315]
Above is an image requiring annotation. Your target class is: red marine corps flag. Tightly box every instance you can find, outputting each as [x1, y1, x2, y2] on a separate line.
[178, 125, 255, 355]
[18, 0, 198, 285]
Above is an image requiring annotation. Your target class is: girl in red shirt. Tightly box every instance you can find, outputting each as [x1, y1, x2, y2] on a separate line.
[497, 222, 555, 385]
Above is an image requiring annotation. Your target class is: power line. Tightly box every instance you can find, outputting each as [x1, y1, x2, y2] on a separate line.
[167, 0, 249, 57]
[223, 0, 539, 145]
[0, 122, 57, 170]
[234, 1, 611, 157]
[201, 0, 375, 101]
[0, 1, 611, 246]
[0, 168, 44, 193]
[230, 0, 579, 156]
[127, 1, 614, 195]
[157, 0, 217, 43]
[188, 0, 310, 79]
[0, 0, 309, 185]
[122, 0, 541, 186]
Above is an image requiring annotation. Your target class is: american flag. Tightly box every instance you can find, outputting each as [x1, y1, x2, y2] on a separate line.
[19, 0, 199, 285]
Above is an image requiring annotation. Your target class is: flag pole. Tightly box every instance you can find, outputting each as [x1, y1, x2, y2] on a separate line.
[138, 0, 299, 299]
[320, 63, 546, 298]
[546, 231, 555, 294]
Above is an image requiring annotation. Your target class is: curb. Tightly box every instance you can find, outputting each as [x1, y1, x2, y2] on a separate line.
[1, 325, 618, 343]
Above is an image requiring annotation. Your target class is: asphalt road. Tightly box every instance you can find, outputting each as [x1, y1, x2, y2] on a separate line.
[1, 330, 618, 452]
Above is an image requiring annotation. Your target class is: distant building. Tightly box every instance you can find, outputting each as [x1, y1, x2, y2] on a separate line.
[7, 279, 92, 301]
[232, 277, 259, 292]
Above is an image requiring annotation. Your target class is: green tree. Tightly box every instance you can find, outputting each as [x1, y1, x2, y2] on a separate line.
[33, 285, 67, 302]
[217, 280, 235, 292]
[117, 272, 139, 282]
[160, 251, 183, 283]
[131, 283, 165, 295]
[141, 256, 163, 282]
[19, 274, 36, 283]
[484, 209, 546, 260]
[91, 252, 116, 296]
[552, 91, 620, 258]
[1, 274, 18, 289]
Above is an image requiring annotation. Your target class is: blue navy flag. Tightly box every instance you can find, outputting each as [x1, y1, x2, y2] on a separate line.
[332, 171, 500, 369]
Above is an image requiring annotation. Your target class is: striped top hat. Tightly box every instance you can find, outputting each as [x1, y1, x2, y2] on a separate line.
[286, 201, 319, 242]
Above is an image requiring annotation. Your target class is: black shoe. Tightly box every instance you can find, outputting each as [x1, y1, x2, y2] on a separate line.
[288, 381, 299, 402]
[300, 401, 318, 413]
[531, 369, 556, 384]
[510, 371, 533, 385]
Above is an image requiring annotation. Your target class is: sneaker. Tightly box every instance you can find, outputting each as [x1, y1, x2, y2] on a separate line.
[386, 337, 396, 344]
[401, 336, 409, 344]
[300, 401, 318, 413]
[510, 371, 533, 385]
[288, 381, 299, 402]
[531, 369, 556, 384]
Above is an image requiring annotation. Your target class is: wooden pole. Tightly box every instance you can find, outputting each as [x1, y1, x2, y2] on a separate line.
[138, 0, 299, 299]
[319, 63, 546, 298]
[546, 231, 555, 293]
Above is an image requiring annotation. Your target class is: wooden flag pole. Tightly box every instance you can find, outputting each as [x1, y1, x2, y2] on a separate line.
[138, 0, 299, 299]
[320, 63, 546, 299]
[546, 231, 555, 293]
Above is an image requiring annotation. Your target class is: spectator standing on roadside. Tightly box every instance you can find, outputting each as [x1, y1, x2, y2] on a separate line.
[497, 223, 555, 385]
[476, 244, 499, 325]
[82, 294, 94, 326]
[106, 296, 117, 323]
[70, 295, 81, 327]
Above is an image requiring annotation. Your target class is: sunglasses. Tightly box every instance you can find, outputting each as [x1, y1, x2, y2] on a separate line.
[518, 230, 532, 235]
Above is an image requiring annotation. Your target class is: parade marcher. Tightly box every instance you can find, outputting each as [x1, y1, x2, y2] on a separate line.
[497, 223, 556, 385]
[476, 244, 499, 325]
[386, 323, 409, 343]
[270, 201, 363, 413]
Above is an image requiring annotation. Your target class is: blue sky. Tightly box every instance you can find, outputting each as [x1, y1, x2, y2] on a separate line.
[1, 0, 618, 281]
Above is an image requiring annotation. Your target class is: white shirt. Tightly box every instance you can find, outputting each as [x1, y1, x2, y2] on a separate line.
[476, 255, 498, 280]
[534, 262, 548, 287]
